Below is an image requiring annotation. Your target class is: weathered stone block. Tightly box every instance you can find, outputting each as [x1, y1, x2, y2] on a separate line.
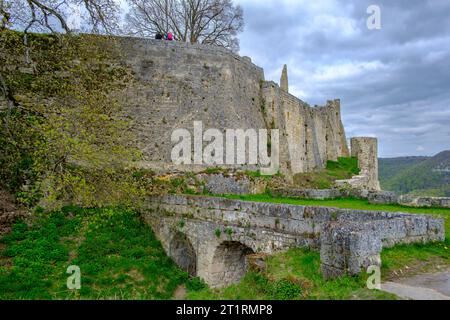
[368, 191, 398, 204]
[405, 216, 429, 237]
[320, 222, 382, 279]
[427, 217, 445, 241]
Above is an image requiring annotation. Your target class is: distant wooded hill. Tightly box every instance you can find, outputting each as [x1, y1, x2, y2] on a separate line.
[379, 151, 450, 197]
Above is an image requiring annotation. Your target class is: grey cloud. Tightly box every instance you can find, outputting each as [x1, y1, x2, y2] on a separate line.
[235, 0, 450, 157]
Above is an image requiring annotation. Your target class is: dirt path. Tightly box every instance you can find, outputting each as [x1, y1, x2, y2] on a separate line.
[381, 270, 450, 300]
[173, 285, 187, 300]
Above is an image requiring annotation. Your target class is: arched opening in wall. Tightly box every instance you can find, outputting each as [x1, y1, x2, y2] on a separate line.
[170, 232, 196, 276]
[209, 241, 254, 287]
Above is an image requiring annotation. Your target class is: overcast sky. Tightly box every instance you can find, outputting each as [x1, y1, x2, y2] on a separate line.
[234, 0, 450, 158]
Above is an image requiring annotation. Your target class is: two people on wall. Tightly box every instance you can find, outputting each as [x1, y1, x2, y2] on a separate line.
[155, 32, 174, 41]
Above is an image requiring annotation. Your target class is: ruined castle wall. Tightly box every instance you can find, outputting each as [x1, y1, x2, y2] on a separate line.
[351, 137, 381, 190]
[334, 137, 381, 191]
[111, 36, 349, 176]
[115, 37, 266, 171]
[262, 82, 349, 175]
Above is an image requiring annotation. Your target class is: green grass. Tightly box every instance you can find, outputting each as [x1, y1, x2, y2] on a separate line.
[187, 248, 397, 300]
[0, 204, 403, 301]
[1, 196, 448, 300]
[292, 157, 359, 189]
[292, 172, 334, 189]
[326, 157, 360, 178]
[381, 241, 449, 279]
[0, 207, 204, 299]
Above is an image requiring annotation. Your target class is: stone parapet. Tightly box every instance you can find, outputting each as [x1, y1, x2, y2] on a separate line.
[398, 195, 450, 208]
[268, 187, 450, 208]
[270, 188, 342, 200]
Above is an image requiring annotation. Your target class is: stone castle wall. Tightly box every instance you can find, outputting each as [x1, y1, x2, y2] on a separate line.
[262, 82, 349, 175]
[351, 137, 380, 190]
[336, 137, 381, 191]
[115, 37, 266, 172]
[113, 36, 350, 178]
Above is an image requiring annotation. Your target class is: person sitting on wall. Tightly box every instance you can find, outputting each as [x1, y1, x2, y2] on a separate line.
[155, 33, 163, 40]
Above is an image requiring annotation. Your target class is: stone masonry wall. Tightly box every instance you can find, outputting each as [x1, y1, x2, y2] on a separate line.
[336, 137, 381, 190]
[369, 192, 450, 208]
[261, 82, 349, 176]
[143, 195, 444, 286]
[109, 36, 350, 179]
[351, 137, 380, 189]
[115, 37, 266, 172]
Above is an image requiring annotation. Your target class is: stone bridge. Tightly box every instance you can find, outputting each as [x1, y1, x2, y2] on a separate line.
[143, 195, 445, 288]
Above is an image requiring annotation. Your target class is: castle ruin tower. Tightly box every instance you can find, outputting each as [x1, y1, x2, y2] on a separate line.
[351, 137, 381, 191]
[280, 64, 289, 92]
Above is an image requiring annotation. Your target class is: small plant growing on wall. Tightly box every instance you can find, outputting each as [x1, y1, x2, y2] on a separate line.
[331, 212, 338, 221]
[225, 227, 233, 239]
[214, 228, 222, 238]
[275, 218, 280, 228]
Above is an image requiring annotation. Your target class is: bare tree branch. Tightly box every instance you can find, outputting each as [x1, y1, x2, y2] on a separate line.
[126, 0, 244, 52]
[4, 0, 120, 34]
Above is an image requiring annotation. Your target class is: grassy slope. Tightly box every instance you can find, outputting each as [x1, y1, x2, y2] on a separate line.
[0, 203, 400, 301]
[379, 156, 428, 182]
[1, 197, 448, 300]
[292, 157, 359, 189]
[0, 207, 204, 299]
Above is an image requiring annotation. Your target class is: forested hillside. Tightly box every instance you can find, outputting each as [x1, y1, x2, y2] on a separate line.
[379, 151, 450, 196]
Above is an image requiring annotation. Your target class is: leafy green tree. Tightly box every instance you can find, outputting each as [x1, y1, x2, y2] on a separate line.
[0, 30, 144, 209]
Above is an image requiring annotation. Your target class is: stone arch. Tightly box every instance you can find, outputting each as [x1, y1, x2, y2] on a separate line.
[209, 241, 254, 287]
[170, 232, 196, 276]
